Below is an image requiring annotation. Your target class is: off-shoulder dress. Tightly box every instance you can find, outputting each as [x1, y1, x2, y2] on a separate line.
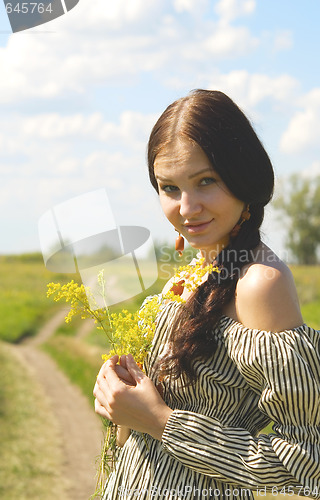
[102, 297, 320, 500]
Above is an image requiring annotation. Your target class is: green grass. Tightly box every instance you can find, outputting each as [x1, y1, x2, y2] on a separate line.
[0, 253, 77, 343]
[300, 301, 320, 329]
[290, 265, 320, 304]
[54, 315, 82, 337]
[42, 335, 106, 404]
[0, 251, 317, 376]
[290, 265, 320, 329]
[2, 254, 316, 346]
[0, 341, 67, 499]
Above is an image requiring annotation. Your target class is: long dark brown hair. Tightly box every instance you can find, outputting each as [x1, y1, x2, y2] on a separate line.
[148, 89, 274, 381]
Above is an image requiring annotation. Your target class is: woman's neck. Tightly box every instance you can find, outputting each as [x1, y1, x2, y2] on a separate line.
[199, 240, 230, 264]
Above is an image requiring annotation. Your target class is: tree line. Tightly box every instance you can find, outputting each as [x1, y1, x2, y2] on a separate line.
[274, 174, 320, 265]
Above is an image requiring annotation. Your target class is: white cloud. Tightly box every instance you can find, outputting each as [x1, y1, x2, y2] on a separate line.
[83, 151, 127, 178]
[15, 111, 157, 158]
[0, 131, 17, 154]
[214, 0, 256, 23]
[205, 70, 299, 111]
[0, 109, 156, 222]
[0, 0, 263, 106]
[99, 111, 158, 149]
[0, 0, 166, 104]
[280, 88, 320, 154]
[173, 0, 209, 14]
[203, 25, 258, 58]
[0, 33, 164, 102]
[21, 112, 104, 139]
[273, 30, 293, 52]
[67, 0, 163, 32]
[0, 146, 163, 253]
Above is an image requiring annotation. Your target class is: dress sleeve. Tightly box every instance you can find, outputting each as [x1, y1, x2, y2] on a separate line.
[161, 322, 320, 496]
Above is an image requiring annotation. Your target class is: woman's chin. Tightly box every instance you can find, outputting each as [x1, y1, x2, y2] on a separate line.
[186, 237, 230, 258]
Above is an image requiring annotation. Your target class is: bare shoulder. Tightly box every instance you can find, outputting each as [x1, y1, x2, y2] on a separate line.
[234, 244, 304, 332]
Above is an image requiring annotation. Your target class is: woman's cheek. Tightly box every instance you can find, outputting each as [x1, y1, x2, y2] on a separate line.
[160, 197, 178, 222]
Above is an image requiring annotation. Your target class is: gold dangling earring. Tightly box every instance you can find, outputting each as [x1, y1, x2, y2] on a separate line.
[230, 204, 251, 239]
[175, 232, 184, 257]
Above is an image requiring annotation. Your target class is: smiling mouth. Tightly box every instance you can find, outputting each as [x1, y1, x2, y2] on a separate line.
[183, 220, 213, 233]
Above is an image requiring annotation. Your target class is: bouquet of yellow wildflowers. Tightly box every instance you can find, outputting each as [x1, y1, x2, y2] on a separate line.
[47, 258, 217, 497]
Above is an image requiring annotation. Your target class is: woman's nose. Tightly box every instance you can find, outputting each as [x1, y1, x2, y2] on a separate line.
[179, 191, 202, 219]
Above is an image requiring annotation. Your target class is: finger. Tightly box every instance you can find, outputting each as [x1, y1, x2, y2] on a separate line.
[118, 355, 136, 384]
[109, 354, 119, 362]
[115, 364, 136, 386]
[98, 355, 119, 383]
[125, 354, 144, 383]
[101, 355, 119, 375]
[93, 381, 99, 397]
[99, 355, 128, 390]
[120, 354, 127, 368]
[96, 362, 107, 381]
[93, 380, 110, 400]
[96, 355, 118, 383]
[93, 383, 110, 409]
[94, 398, 111, 420]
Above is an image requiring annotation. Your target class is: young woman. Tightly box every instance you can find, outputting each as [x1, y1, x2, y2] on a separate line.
[94, 90, 320, 500]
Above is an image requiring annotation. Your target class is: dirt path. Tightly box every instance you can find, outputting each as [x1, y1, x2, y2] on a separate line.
[16, 309, 105, 500]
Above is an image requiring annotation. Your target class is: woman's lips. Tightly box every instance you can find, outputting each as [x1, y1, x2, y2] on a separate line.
[183, 220, 213, 234]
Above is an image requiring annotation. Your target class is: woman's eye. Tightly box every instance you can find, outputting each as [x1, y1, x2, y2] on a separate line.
[200, 177, 216, 186]
[161, 185, 179, 193]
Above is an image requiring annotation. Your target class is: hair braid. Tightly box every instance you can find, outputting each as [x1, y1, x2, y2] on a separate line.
[158, 223, 262, 381]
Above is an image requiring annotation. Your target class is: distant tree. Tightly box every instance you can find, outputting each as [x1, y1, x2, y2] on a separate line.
[274, 174, 320, 264]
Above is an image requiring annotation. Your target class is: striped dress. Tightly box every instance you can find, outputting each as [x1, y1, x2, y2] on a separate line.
[102, 297, 320, 500]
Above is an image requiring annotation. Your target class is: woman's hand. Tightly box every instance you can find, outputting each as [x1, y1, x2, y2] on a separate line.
[93, 354, 173, 441]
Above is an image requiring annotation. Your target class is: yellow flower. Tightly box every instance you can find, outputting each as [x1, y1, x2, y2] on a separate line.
[47, 259, 219, 366]
[47, 258, 219, 492]
[171, 257, 218, 292]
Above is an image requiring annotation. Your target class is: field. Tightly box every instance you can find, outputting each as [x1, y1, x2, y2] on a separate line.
[0, 254, 318, 345]
[290, 265, 320, 329]
[0, 255, 319, 399]
[0, 253, 319, 403]
[0, 253, 74, 343]
[0, 254, 319, 499]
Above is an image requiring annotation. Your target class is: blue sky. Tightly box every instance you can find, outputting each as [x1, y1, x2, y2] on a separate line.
[0, 0, 319, 257]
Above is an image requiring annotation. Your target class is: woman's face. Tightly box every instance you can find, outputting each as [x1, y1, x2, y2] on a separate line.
[154, 139, 245, 260]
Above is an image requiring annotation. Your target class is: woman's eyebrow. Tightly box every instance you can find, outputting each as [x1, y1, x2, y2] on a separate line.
[155, 174, 171, 181]
[188, 168, 213, 179]
[156, 168, 214, 182]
